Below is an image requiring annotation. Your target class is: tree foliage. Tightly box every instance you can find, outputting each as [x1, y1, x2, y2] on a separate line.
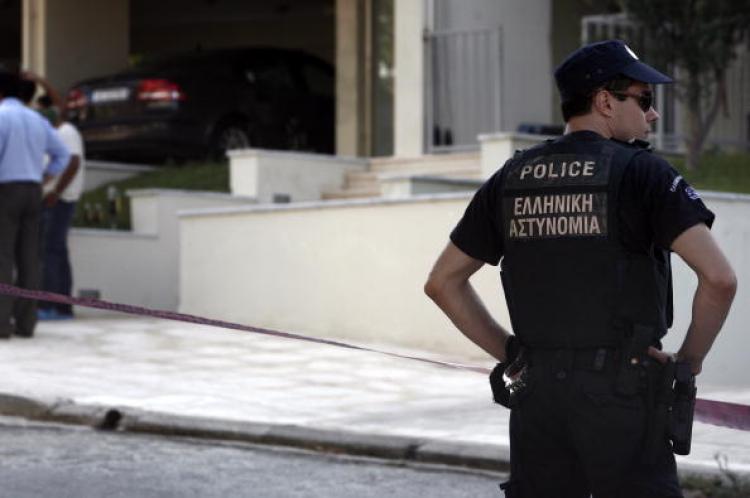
[619, 0, 750, 169]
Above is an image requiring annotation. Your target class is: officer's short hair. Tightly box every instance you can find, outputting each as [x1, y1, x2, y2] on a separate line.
[561, 75, 635, 122]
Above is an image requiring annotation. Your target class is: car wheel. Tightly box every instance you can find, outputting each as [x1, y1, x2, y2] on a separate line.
[211, 122, 251, 159]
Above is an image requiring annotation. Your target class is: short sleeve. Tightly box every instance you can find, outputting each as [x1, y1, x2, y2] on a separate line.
[627, 154, 715, 250]
[450, 168, 504, 265]
[43, 118, 70, 176]
[58, 123, 84, 156]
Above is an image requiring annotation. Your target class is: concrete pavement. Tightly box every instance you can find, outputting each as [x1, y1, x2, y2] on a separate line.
[0, 317, 748, 476]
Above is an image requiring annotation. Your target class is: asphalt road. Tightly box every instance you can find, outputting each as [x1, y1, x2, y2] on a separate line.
[0, 417, 505, 498]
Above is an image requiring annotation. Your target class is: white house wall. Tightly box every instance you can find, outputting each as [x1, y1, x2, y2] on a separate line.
[69, 190, 255, 313]
[179, 191, 750, 388]
[431, 0, 553, 132]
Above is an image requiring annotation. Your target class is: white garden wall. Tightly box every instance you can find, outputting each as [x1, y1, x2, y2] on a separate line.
[179, 191, 750, 387]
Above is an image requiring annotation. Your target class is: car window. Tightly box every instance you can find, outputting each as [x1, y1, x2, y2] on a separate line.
[245, 62, 295, 93]
[301, 62, 333, 98]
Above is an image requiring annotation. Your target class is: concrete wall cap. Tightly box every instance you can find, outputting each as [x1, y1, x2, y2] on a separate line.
[125, 188, 256, 202]
[70, 228, 158, 240]
[226, 148, 368, 166]
[87, 160, 157, 173]
[178, 192, 474, 218]
[477, 131, 558, 143]
[411, 175, 483, 187]
[699, 190, 750, 203]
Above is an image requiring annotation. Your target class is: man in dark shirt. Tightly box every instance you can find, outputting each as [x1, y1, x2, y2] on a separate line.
[425, 40, 736, 497]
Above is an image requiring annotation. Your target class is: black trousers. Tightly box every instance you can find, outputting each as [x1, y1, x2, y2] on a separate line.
[502, 353, 683, 498]
[0, 182, 42, 337]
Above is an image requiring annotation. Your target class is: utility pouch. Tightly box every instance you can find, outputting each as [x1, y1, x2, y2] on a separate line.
[669, 361, 696, 455]
[615, 324, 654, 396]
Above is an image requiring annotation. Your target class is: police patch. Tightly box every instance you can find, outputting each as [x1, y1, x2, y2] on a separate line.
[504, 193, 608, 240]
[505, 154, 611, 190]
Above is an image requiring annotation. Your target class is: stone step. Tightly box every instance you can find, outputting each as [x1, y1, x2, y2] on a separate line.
[369, 152, 480, 175]
[321, 186, 381, 200]
[345, 171, 380, 189]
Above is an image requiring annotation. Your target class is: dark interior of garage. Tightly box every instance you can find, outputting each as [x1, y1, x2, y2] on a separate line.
[129, 0, 334, 66]
[0, 0, 21, 71]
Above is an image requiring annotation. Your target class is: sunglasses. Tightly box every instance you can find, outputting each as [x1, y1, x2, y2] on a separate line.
[609, 90, 654, 112]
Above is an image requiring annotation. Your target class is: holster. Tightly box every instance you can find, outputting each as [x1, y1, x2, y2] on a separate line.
[642, 358, 696, 461]
[669, 361, 696, 455]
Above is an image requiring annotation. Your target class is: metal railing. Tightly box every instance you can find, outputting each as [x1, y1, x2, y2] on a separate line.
[424, 26, 503, 153]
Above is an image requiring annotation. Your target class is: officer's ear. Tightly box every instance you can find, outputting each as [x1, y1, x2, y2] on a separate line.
[592, 89, 616, 118]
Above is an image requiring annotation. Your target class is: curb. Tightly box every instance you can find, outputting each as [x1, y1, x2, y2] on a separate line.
[0, 393, 509, 472]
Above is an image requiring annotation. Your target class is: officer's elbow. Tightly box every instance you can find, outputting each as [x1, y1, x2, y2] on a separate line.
[424, 273, 447, 303]
[719, 270, 738, 301]
[705, 268, 738, 303]
[424, 275, 441, 302]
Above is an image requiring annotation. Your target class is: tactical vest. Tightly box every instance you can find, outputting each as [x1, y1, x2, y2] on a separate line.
[499, 137, 672, 349]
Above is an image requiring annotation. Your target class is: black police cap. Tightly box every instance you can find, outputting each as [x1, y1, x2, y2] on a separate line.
[554, 39, 672, 101]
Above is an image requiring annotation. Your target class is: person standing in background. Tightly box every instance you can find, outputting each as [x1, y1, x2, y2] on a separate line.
[0, 69, 70, 338]
[23, 72, 85, 320]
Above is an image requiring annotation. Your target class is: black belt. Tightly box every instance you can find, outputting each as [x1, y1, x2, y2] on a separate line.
[527, 348, 619, 372]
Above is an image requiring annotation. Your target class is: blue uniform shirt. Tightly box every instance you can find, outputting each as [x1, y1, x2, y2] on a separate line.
[0, 97, 70, 183]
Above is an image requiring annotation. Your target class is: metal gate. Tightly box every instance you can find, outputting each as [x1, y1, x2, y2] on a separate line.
[424, 27, 503, 153]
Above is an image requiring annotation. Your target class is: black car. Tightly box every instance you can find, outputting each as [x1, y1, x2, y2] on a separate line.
[66, 47, 335, 162]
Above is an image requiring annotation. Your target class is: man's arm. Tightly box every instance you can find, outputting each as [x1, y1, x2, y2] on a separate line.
[43, 155, 80, 207]
[424, 241, 511, 361]
[22, 71, 64, 110]
[43, 120, 70, 177]
[650, 224, 737, 374]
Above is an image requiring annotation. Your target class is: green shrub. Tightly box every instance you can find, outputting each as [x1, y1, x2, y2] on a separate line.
[75, 161, 229, 230]
[669, 152, 750, 195]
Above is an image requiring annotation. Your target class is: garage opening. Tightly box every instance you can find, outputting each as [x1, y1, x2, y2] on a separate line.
[0, 0, 21, 71]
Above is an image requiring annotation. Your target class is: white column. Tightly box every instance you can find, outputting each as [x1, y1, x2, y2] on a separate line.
[393, 0, 425, 157]
[22, 0, 128, 93]
[44, 0, 129, 93]
[336, 0, 365, 157]
[21, 0, 46, 74]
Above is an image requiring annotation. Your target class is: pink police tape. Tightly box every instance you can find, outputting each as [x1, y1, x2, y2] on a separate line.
[1, 282, 748, 431]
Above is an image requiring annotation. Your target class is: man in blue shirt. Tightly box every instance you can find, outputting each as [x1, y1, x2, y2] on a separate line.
[0, 69, 70, 338]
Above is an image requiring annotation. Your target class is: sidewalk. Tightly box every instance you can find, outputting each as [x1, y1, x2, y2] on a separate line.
[0, 317, 748, 476]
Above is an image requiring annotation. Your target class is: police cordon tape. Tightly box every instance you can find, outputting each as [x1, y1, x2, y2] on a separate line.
[1, 282, 748, 431]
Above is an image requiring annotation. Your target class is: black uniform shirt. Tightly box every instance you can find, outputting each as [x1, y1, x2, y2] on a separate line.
[451, 131, 715, 265]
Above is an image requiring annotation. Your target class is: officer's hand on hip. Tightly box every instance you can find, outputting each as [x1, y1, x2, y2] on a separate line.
[647, 347, 702, 375]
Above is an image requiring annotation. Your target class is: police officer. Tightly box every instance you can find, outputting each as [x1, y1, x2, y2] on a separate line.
[424, 40, 737, 497]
